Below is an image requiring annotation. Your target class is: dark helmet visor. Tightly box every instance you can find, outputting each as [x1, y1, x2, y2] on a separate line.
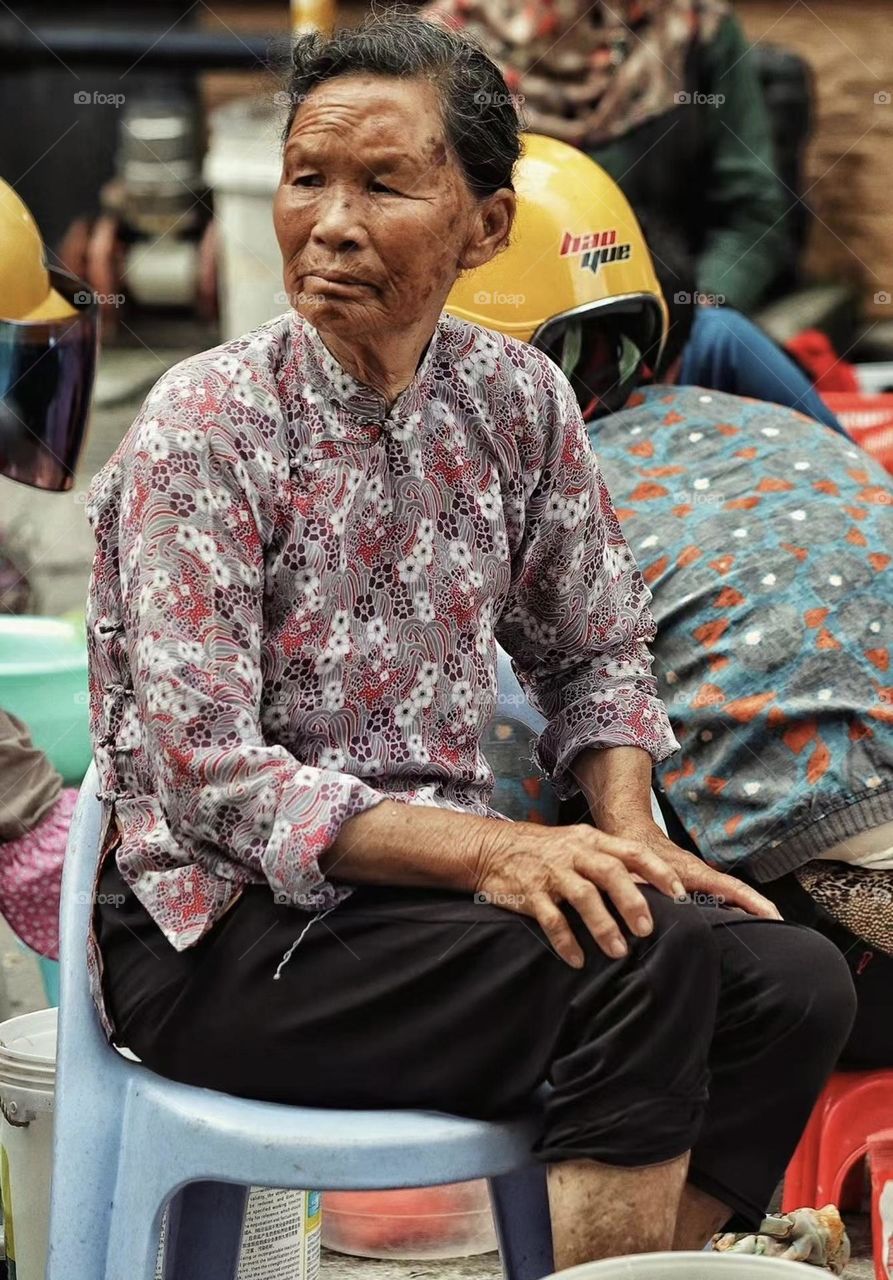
[0, 270, 99, 492]
[532, 295, 665, 419]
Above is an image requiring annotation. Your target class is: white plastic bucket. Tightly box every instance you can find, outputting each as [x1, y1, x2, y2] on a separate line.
[0, 1008, 319, 1280]
[0, 1007, 57, 1280]
[546, 1252, 825, 1278]
[203, 97, 287, 340]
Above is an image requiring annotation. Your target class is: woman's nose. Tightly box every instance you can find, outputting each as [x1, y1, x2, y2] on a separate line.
[310, 191, 367, 251]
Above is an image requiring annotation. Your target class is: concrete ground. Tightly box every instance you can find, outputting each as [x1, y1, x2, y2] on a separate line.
[0, 329, 877, 1278]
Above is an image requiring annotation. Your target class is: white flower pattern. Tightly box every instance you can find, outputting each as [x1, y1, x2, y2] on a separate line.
[84, 309, 676, 1036]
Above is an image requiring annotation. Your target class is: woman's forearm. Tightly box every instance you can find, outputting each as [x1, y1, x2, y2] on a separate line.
[319, 799, 503, 891]
[570, 745, 656, 836]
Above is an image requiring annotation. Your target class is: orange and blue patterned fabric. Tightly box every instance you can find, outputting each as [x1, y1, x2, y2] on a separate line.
[589, 385, 893, 882]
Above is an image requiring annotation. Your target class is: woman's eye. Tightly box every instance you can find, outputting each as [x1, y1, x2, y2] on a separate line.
[293, 174, 322, 187]
[370, 180, 398, 195]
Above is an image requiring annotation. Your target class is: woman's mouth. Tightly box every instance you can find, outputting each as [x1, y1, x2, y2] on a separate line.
[303, 272, 375, 296]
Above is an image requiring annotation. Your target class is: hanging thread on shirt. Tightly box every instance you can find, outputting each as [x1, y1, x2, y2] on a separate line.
[273, 906, 338, 981]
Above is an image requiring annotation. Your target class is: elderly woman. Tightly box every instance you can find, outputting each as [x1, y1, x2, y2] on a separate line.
[85, 15, 854, 1268]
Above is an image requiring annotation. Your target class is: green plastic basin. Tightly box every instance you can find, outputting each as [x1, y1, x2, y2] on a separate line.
[0, 615, 91, 785]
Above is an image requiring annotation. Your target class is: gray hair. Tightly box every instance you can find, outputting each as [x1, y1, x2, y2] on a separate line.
[281, 9, 523, 197]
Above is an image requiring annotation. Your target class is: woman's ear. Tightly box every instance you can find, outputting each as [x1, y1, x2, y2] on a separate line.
[458, 189, 516, 272]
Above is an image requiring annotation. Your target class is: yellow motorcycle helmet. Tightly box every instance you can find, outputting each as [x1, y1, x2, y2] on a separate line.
[446, 133, 668, 417]
[0, 178, 98, 490]
[0, 181, 78, 323]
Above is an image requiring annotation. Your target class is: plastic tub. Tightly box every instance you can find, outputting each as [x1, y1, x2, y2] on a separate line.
[545, 1252, 829, 1278]
[321, 1181, 497, 1260]
[0, 1007, 57, 1280]
[0, 1009, 321, 1280]
[0, 615, 90, 784]
[203, 97, 286, 340]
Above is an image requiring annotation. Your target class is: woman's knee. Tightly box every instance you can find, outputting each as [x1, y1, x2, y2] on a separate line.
[573, 888, 719, 979]
[760, 924, 857, 1055]
[640, 890, 719, 957]
[629, 893, 722, 1009]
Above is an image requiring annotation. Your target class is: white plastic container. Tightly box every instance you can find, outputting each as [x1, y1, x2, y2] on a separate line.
[0, 1008, 320, 1280]
[546, 1253, 825, 1278]
[322, 1180, 497, 1260]
[203, 97, 287, 340]
[0, 1008, 56, 1280]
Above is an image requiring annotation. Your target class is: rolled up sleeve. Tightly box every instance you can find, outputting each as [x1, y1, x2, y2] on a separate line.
[494, 368, 679, 799]
[119, 409, 384, 910]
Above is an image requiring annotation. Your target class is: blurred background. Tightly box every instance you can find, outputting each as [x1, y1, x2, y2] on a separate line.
[1, 0, 892, 617]
[0, 5, 889, 1275]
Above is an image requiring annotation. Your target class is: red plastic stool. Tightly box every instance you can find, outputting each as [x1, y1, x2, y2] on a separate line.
[783, 1071, 893, 1213]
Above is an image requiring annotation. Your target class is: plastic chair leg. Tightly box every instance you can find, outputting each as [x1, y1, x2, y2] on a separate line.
[46, 1080, 123, 1280]
[45, 1173, 113, 1280]
[162, 1181, 249, 1280]
[488, 1164, 553, 1280]
[104, 1165, 172, 1280]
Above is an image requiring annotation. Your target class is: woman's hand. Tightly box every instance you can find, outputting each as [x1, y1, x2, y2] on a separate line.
[608, 820, 782, 923]
[473, 818, 782, 969]
[473, 821, 689, 968]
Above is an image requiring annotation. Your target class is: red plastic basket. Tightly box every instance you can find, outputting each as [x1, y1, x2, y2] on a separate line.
[821, 393, 893, 473]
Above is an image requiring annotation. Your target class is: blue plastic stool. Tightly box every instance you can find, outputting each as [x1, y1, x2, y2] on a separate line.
[46, 763, 554, 1280]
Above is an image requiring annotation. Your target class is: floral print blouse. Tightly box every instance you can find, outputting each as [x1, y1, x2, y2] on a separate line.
[85, 309, 677, 1027]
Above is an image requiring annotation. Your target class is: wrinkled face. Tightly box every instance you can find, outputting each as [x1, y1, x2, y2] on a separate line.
[274, 74, 486, 340]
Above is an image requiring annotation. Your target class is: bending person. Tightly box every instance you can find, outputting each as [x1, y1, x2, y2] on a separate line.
[453, 134, 890, 1068]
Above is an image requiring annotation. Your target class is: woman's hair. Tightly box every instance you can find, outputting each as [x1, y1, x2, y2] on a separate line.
[280, 9, 523, 198]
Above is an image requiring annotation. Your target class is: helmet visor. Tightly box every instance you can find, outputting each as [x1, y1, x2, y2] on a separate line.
[533, 296, 665, 419]
[0, 270, 99, 491]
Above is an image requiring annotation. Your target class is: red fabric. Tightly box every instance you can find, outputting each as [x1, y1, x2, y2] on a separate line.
[0, 786, 78, 959]
[820, 393, 893, 474]
[786, 330, 860, 393]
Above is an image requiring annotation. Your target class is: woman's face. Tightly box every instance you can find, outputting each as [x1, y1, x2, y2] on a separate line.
[274, 74, 513, 342]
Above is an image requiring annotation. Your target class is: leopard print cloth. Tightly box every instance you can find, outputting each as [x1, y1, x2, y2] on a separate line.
[795, 860, 893, 956]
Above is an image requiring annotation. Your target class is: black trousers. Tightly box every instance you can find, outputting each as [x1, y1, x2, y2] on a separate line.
[95, 858, 855, 1230]
[580, 790, 893, 1070]
[756, 872, 893, 1069]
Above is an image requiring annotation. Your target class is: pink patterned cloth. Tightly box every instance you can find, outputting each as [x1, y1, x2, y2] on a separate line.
[84, 310, 678, 1034]
[0, 786, 78, 961]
